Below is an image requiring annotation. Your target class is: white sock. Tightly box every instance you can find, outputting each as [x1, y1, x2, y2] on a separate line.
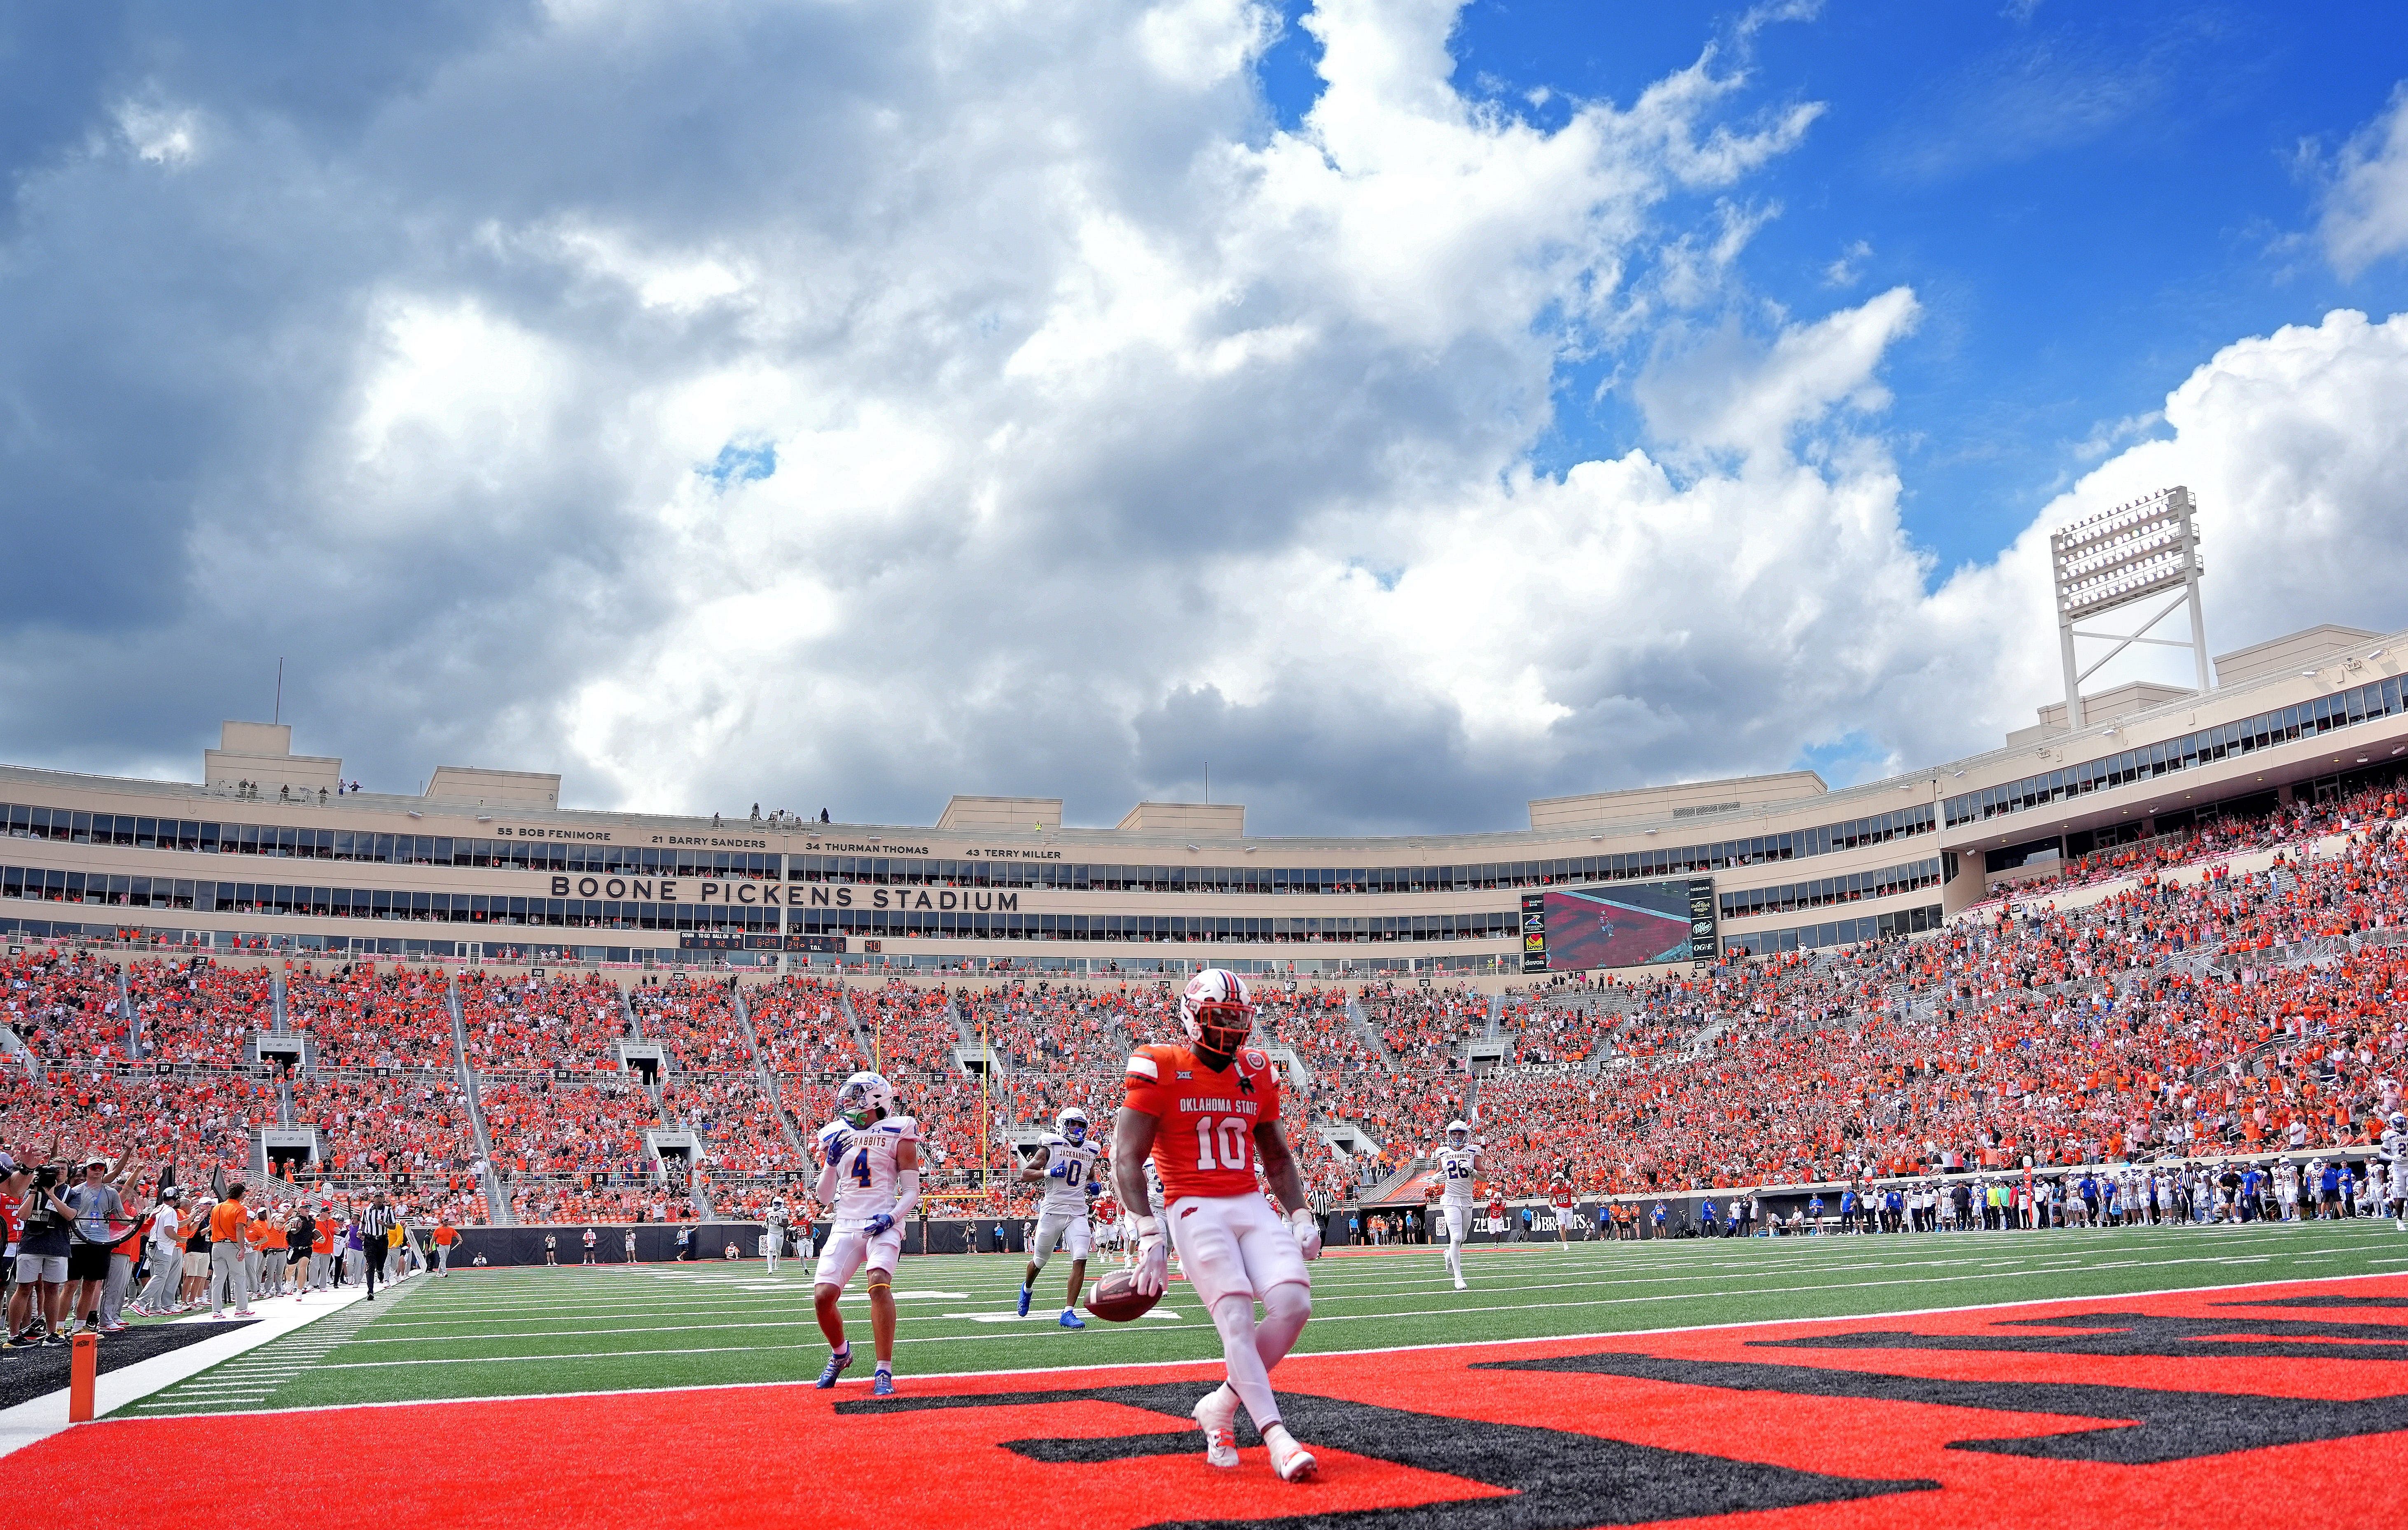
[1210, 1294, 1280, 1434]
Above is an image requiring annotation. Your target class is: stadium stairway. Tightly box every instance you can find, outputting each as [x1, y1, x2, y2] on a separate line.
[1343, 995, 1396, 1071]
[838, 988, 875, 1062]
[725, 985, 809, 1164]
[269, 967, 288, 1034]
[1358, 1156, 1428, 1204]
[948, 993, 1008, 1075]
[443, 976, 513, 1226]
[116, 963, 138, 1058]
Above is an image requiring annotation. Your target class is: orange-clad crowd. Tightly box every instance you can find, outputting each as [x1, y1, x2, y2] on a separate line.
[6, 778, 2408, 1249]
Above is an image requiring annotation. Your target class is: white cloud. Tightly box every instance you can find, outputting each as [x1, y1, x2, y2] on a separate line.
[1822, 237, 1870, 287]
[2319, 84, 2408, 277]
[14, 3, 2408, 837]
[115, 100, 201, 165]
[1635, 287, 1921, 459]
[1136, 0, 1279, 90]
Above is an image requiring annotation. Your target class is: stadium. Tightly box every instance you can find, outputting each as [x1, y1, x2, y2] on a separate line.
[8, 594, 2408, 1515]
[12, 3, 2408, 1525]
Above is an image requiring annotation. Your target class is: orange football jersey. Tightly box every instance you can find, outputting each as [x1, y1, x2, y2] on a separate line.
[1124, 1042, 1283, 1201]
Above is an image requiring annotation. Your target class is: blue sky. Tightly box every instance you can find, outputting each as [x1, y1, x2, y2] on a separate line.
[1267, 1, 2408, 569]
[4, 1, 2408, 830]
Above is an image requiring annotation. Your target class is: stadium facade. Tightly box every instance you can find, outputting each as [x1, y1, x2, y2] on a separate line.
[5, 623, 2403, 978]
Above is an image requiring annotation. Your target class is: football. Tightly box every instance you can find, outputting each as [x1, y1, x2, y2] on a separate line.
[1084, 1266, 1160, 1323]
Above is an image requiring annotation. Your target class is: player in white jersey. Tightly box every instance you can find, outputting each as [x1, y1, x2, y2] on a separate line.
[2382, 1114, 2408, 1231]
[1016, 1107, 1104, 1327]
[1434, 1120, 1479, 1290]
[762, 1198, 788, 1275]
[810, 1072, 921, 1396]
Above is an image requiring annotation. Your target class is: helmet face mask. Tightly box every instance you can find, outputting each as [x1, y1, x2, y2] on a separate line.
[1057, 1107, 1090, 1145]
[837, 1071, 895, 1128]
[1179, 968, 1253, 1058]
[1445, 1119, 1470, 1149]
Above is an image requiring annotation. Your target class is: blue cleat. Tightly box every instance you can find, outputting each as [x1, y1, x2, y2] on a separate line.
[1059, 1308, 1086, 1329]
[815, 1347, 853, 1388]
[872, 1368, 894, 1397]
[1016, 1285, 1032, 1317]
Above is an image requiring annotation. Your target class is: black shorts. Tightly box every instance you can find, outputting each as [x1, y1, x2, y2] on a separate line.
[67, 1242, 113, 1282]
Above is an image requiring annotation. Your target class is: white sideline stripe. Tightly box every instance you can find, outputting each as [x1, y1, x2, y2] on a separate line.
[281, 1250, 2312, 1366]
[62, 1267, 2408, 1425]
[358, 1241, 2319, 1326]
[320, 1239, 2368, 1348]
[0, 1278, 386, 1458]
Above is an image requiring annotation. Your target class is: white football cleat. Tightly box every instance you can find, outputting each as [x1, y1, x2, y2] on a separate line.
[1265, 1423, 1318, 1483]
[1454, 1276, 1467, 1291]
[1191, 1385, 1240, 1469]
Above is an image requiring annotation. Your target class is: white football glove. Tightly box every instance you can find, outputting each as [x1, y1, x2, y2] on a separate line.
[1290, 1208, 1322, 1260]
[1132, 1217, 1169, 1297]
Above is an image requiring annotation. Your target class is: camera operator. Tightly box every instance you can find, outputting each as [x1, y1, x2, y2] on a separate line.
[9, 1161, 81, 1346]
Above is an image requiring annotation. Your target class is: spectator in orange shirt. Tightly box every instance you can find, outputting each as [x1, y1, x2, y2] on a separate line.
[255, 1207, 290, 1299]
[310, 1212, 338, 1292]
[207, 1185, 254, 1318]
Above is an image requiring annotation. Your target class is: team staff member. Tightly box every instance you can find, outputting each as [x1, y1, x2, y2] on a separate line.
[208, 1184, 254, 1319]
[432, 1217, 458, 1275]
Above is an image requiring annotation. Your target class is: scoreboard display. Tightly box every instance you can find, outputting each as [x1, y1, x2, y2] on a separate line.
[1520, 877, 1716, 974]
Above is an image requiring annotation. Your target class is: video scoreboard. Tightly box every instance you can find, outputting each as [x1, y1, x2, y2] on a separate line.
[1520, 877, 1717, 974]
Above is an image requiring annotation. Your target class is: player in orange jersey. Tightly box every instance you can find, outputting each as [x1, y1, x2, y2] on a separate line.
[1113, 967, 1321, 1483]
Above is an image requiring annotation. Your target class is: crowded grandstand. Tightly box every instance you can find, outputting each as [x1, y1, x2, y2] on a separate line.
[6, 621, 2408, 1348]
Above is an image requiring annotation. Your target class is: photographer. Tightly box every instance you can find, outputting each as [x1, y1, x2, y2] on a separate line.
[9, 1161, 81, 1346]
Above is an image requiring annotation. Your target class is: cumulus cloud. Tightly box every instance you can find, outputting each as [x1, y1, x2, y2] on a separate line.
[3, 2, 2406, 835]
[2319, 83, 2408, 277]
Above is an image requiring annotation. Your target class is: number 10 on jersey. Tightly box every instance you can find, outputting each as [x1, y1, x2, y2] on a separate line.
[1195, 1115, 1251, 1172]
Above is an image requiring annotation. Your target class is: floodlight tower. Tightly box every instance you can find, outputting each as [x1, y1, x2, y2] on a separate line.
[2047, 486, 2208, 731]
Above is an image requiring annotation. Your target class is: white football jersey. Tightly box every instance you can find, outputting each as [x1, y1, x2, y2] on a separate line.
[1035, 1133, 1103, 1216]
[1435, 1145, 1479, 1203]
[817, 1114, 921, 1233]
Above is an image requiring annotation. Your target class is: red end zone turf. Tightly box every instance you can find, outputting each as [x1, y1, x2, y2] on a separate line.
[17, 1276, 2408, 1530]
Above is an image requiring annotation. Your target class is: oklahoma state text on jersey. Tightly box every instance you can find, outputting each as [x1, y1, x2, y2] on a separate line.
[1124, 1042, 1283, 1201]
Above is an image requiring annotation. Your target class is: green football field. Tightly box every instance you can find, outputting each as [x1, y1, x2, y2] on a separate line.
[119, 1219, 2408, 1417]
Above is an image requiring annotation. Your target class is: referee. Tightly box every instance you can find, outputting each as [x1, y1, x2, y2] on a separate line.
[360, 1193, 396, 1301]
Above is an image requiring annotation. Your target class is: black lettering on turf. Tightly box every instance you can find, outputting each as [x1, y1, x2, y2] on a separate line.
[1479, 1352, 2408, 1466]
[1749, 1311, 2408, 1363]
[841, 1381, 1936, 1528]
